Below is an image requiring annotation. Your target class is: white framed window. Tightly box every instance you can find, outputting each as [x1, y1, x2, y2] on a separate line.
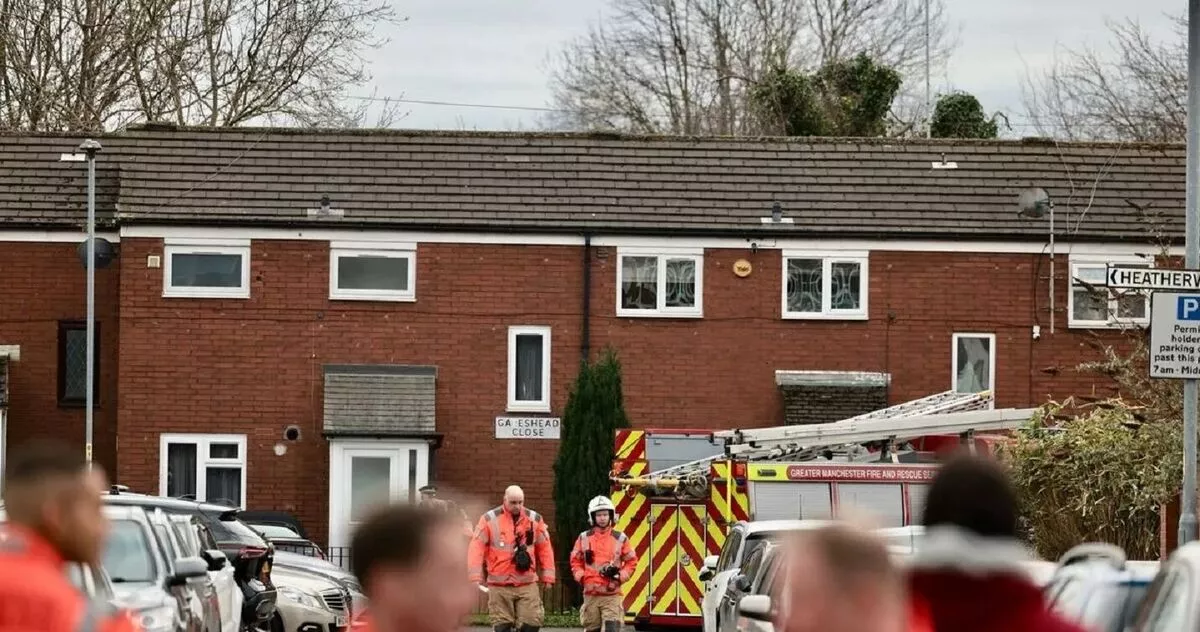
[952, 333, 996, 408]
[1068, 255, 1151, 329]
[159, 433, 248, 508]
[329, 241, 417, 302]
[163, 238, 251, 299]
[616, 247, 704, 318]
[781, 251, 869, 319]
[507, 326, 551, 413]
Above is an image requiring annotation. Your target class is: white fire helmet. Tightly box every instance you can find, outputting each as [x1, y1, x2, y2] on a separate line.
[588, 495, 617, 525]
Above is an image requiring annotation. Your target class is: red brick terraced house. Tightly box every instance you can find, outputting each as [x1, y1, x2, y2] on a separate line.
[0, 126, 1185, 547]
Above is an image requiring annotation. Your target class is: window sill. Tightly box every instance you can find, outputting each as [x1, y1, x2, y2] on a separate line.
[58, 400, 101, 409]
[163, 287, 251, 300]
[782, 312, 869, 321]
[329, 292, 416, 303]
[505, 403, 552, 415]
[616, 309, 704, 319]
[1067, 320, 1149, 330]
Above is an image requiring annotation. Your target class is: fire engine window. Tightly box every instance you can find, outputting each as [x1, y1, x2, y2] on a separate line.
[837, 483, 904, 528]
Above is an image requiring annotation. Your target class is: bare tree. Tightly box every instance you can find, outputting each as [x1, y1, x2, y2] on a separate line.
[0, 0, 400, 131]
[544, 0, 953, 136]
[1022, 15, 1185, 142]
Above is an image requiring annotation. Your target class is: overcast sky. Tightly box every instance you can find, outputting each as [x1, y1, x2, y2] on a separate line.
[358, 0, 1179, 135]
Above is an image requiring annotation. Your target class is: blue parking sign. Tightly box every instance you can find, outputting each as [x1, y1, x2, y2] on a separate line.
[1180, 296, 1200, 321]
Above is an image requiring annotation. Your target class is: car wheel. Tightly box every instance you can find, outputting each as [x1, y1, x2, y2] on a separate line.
[269, 614, 284, 632]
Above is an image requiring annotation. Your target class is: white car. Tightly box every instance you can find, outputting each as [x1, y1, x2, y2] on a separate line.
[272, 565, 355, 631]
[699, 520, 830, 632]
[165, 512, 243, 632]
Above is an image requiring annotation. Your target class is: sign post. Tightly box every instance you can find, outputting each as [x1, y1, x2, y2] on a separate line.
[1185, 0, 1200, 545]
[1110, 263, 1200, 544]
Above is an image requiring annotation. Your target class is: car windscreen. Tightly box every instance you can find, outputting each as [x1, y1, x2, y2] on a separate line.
[206, 514, 269, 547]
[252, 524, 303, 539]
[102, 520, 158, 583]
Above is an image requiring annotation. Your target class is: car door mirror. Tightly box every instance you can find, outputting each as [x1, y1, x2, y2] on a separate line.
[703, 555, 719, 570]
[167, 557, 209, 587]
[202, 549, 228, 571]
[738, 594, 773, 622]
[699, 568, 714, 582]
[733, 574, 751, 592]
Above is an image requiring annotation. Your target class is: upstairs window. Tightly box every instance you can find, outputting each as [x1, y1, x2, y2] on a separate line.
[163, 238, 251, 299]
[1068, 258, 1150, 329]
[329, 242, 417, 302]
[507, 326, 551, 413]
[58, 320, 100, 407]
[782, 252, 869, 319]
[617, 248, 703, 318]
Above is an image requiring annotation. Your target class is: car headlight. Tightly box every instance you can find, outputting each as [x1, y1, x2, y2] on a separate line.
[135, 605, 177, 632]
[278, 585, 321, 609]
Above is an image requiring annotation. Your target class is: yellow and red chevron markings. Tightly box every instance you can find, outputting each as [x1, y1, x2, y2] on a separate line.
[612, 429, 650, 622]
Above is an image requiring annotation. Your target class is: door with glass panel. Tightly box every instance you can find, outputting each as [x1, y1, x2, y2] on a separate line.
[328, 441, 430, 549]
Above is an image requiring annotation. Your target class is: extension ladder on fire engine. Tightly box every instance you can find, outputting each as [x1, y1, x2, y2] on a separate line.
[632, 389, 997, 481]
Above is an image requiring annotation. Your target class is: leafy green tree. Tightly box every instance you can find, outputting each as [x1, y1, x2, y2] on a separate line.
[751, 54, 902, 137]
[552, 347, 632, 597]
[930, 92, 1002, 139]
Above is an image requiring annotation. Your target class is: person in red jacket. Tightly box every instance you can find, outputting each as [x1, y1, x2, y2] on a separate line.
[0, 439, 141, 632]
[467, 485, 556, 632]
[905, 454, 1086, 632]
[569, 496, 638, 632]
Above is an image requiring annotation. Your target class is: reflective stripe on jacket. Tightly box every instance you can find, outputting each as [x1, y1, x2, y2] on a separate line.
[569, 527, 637, 596]
[467, 507, 556, 586]
[0, 524, 141, 632]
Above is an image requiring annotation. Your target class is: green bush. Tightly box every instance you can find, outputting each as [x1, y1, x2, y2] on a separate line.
[999, 397, 1182, 560]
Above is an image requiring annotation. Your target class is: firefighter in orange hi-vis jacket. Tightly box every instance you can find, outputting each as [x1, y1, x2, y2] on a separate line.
[468, 485, 556, 632]
[570, 496, 638, 632]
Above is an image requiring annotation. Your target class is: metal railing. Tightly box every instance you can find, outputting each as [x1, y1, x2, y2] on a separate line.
[323, 547, 578, 614]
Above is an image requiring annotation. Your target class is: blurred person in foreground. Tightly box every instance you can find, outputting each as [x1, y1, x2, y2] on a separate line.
[349, 502, 478, 632]
[0, 439, 140, 631]
[775, 523, 908, 632]
[905, 454, 1085, 632]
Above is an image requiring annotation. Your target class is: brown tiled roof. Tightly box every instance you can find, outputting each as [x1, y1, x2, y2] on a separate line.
[0, 125, 1185, 241]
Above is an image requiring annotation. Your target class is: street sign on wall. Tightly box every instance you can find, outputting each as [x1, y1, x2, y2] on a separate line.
[1150, 292, 1200, 379]
[494, 416, 561, 439]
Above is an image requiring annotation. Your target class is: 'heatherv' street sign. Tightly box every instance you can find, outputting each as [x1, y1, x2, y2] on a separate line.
[1107, 265, 1200, 291]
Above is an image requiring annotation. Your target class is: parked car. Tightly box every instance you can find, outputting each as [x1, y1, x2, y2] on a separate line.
[1044, 542, 1158, 632]
[272, 565, 355, 631]
[1132, 540, 1200, 631]
[146, 507, 223, 631]
[732, 545, 787, 632]
[248, 523, 326, 560]
[100, 503, 212, 632]
[273, 550, 367, 617]
[167, 511, 245, 632]
[699, 520, 830, 632]
[718, 543, 783, 632]
[103, 490, 279, 632]
[65, 561, 118, 606]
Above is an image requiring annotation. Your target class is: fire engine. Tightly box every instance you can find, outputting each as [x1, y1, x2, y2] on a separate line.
[608, 389, 1034, 630]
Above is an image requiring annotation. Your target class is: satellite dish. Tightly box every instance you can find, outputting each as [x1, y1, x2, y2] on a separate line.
[1018, 187, 1052, 219]
[77, 237, 117, 269]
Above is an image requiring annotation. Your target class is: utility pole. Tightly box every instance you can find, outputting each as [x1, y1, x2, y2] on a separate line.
[924, 0, 931, 138]
[1180, 0, 1200, 545]
[81, 139, 101, 468]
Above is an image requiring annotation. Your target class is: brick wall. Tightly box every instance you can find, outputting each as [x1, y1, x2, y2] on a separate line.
[0, 241, 120, 473]
[776, 371, 890, 425]
[3, 236, 1136, 546]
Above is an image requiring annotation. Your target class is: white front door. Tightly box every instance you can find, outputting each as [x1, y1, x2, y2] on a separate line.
[328, 440, 431, 549]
